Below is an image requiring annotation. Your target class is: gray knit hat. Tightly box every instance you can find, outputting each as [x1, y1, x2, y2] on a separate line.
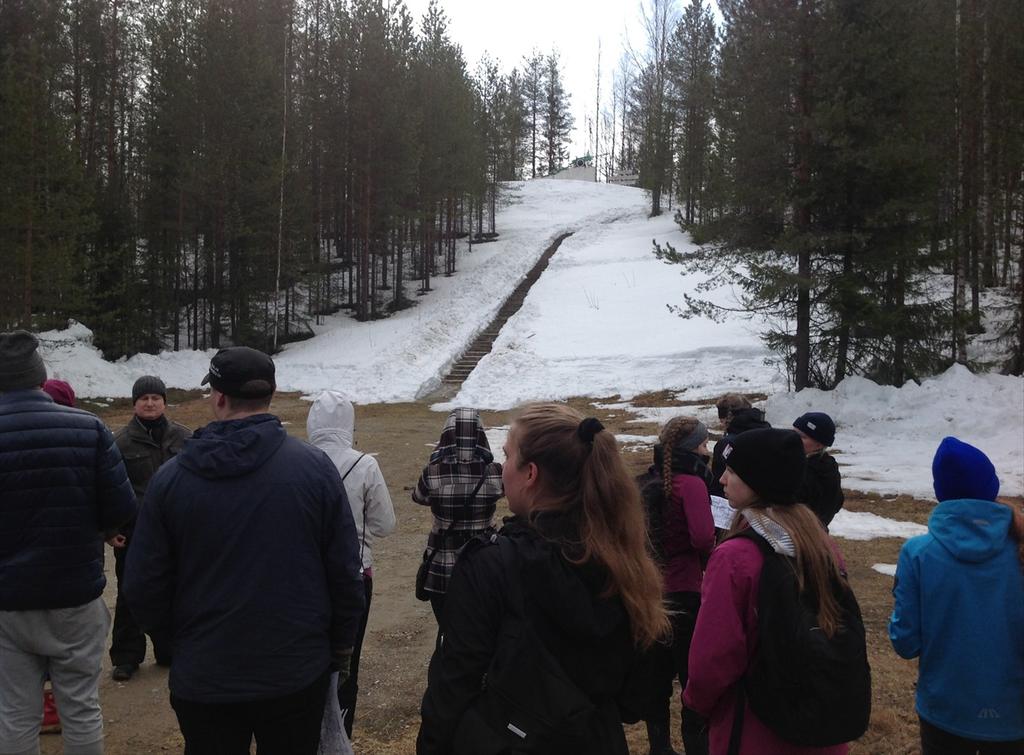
[0, 330, 47, 391]
[132, 375, 167, 403]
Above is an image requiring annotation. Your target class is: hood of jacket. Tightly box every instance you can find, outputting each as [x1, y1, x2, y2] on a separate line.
[306, 390, 354, 450]
[505, 514, 626, 642]
[178, 414, 286, 480]
[928, 498, 1014, 563]
[726, 407, 769, 435]
[430, 407, 493, 465]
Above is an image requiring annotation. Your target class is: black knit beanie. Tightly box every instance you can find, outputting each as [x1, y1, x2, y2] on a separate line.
[132, 375, 167, 403]
[0, 330, 47, 391]
[721, 427, 806, 505]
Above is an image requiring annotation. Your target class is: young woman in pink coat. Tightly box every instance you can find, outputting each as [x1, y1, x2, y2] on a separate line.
[683, 428, 852, 755]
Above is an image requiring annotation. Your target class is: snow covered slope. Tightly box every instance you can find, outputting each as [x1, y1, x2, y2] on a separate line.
[31, 179, 1023, 498]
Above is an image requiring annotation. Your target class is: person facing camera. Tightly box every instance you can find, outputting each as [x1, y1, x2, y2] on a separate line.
[109, 375, 192, 682]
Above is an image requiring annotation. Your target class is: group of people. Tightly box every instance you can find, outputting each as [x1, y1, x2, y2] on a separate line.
[413, 394, 1022, 755]
[1, 326, 1022, 755]
[0, 332, 393, 755]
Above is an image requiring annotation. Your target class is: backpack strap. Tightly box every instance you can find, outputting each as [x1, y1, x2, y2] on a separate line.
[340, 453, 367, 482]
[340, 454, 369, 569]
[727, 684, 745, 755]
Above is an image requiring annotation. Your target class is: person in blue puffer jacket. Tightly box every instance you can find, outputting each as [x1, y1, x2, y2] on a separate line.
[889, 436, 1024, 754]
[0, 330, 137, 755]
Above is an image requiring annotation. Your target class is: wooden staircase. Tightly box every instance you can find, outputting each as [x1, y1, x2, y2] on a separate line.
[437, 231, 574, 393]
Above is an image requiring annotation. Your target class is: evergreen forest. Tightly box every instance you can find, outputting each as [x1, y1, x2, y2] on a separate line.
[0, 0, 572, 357]
[2, 0, 1022, 391]
[611, 0, 1023, 387]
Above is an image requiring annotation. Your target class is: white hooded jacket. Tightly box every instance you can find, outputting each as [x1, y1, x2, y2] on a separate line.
[307, 391, 396, 571]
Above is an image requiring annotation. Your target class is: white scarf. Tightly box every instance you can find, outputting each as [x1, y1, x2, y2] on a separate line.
[741, 508, 796, 557]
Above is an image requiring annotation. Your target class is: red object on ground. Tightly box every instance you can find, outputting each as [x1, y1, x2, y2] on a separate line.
[41, 688, 61, 734]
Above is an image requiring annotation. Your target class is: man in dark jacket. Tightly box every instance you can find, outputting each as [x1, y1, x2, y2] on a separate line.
[109, 375, 192, 681]
[0, 330, 136, 755]
[124, 346, 365, 754]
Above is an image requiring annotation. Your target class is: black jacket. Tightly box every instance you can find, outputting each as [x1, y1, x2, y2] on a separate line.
[797, 451, 844, 526]
[417, 513, 654, 755]
[708, 408, 770, 497]
[124, 413, 365, 703]
[0, 389, 136, 610]
[114, 415, 191, 534]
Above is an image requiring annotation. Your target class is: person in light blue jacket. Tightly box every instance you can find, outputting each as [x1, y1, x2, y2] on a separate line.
[889, 437, 1024, 754]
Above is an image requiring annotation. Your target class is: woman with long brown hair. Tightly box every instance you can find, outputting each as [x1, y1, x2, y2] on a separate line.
[417, 402, 669, 755]
[684, 427, 858, 754]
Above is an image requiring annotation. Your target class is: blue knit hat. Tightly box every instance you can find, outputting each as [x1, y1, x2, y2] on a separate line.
[932, 436, 999, 502]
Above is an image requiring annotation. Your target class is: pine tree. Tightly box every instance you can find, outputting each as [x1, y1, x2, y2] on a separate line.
[540, 49, 572, 175]
[669, 0, 717, 225]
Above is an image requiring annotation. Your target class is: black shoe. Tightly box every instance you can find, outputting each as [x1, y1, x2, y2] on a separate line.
[155, 656, 172, 668]
[112, 664, 138, 681]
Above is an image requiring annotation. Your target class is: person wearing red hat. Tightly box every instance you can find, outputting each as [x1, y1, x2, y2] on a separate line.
[42, 378, 76, 407]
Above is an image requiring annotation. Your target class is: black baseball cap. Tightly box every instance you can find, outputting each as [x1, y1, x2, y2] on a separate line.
[201, 347, 276, 399]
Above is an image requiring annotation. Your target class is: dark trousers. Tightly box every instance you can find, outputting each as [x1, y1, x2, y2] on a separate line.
[920, 717, 1024, 755]
[429, 593, 446, 653]
[110, 541, 171, 666]
[649, 591, 707, 755]
[170, 671, 330, 755]
[337, 573, 372, 738]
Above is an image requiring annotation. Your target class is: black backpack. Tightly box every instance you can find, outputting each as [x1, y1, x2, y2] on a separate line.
[451, 536, 624, 755]
[728, 529, 871, 752]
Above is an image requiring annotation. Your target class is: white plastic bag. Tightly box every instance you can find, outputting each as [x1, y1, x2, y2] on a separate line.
[318, 672, 355, 755]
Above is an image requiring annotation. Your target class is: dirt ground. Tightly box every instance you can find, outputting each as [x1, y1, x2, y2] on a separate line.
[37, 388, 1010, 755]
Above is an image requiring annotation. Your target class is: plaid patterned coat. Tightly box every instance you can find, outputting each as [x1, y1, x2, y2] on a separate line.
[413, 408, 504, 595]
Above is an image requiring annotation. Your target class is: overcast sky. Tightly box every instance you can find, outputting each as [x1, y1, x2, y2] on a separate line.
[403, 0, 647, 159]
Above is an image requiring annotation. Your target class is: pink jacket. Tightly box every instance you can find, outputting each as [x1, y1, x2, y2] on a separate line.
[683, 536, 849, 755]
[662, 474, 716, 594]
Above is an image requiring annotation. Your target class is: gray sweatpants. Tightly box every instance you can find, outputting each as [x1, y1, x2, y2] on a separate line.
[0, 597, 110, 755]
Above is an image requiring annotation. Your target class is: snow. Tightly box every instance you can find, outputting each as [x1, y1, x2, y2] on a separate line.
[28, 179, 1023, 507]
[872, 563, 898, 577]
[766, 364, 1024, 499]
[449, 190, 781, 409]
[828, 509, 928, 541]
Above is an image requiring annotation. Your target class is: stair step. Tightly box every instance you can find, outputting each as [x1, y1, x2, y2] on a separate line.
[435, 231, 574, 388]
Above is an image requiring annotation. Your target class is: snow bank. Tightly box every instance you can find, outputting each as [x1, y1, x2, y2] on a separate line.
[766, 364, 1024, 498]
[36, 321, 214, 399]
[829, 509, 928, 541]
[872, 563, 898, 577]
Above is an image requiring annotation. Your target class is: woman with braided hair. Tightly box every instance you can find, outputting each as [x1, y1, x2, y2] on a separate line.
[417, 403, 669, 755]
[637, 416, 715, 755]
